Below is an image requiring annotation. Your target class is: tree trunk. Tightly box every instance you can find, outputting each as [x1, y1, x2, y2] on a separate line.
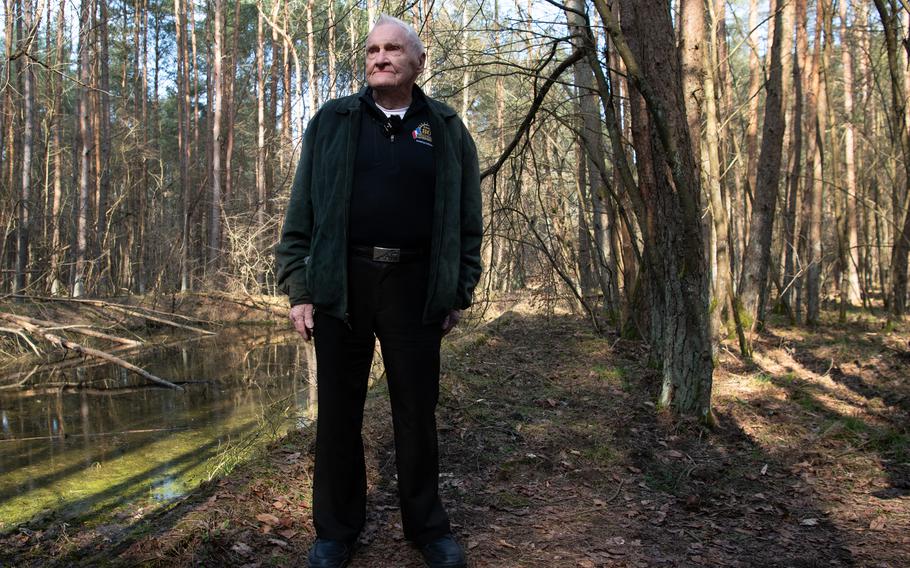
[306, 0, 317, 120]
[566, 0, 619, 314]
[75, 0, 94, 297]
[328, 0, 336, 100]
[16, 0, 36, 295]
[744, 0, 761, 239]
[97, 0, 111, 289]
[595, 0, 714, 420]
[703, 0, 733, 341]
[806, 0, 831, 326]
[782, 0, 807, 321]
[873, 0, 910, 316]
[838, 0, 862, 307]
[210, 0, 223, 265]
[737, 0, 793, 330]
[256, 3, 266, 284]
[175, 0, 190, 291]
[224, 0, 240, 208]
[49, 0, 65, 294]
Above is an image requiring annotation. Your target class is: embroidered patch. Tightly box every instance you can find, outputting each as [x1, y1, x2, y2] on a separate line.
[412, 122, 433, 147]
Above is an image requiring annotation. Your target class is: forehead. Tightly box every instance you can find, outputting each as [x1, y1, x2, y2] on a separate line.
[366, 24, 409, 47]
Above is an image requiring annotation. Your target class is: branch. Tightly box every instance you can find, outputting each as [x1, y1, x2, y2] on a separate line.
[480, 48, 585, 181]
[0, 313, 183, 390]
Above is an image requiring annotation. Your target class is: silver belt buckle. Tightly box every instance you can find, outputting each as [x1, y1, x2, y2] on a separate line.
[373, 246, 401, 262]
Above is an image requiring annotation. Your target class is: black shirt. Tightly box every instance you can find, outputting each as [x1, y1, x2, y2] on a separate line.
[349, 88, 437, 249]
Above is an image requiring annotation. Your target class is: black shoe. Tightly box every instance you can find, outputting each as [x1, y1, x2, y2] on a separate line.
[419, 534, 467, 568]
[307, 538, 355, 568]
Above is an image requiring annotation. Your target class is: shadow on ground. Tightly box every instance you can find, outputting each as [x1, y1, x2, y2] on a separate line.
[4, 312, 909, 566]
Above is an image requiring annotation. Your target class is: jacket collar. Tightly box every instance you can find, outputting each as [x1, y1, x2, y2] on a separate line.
[335, 84, 456, 120]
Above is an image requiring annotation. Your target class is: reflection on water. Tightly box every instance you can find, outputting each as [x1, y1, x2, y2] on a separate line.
[0, 329, 315, 529]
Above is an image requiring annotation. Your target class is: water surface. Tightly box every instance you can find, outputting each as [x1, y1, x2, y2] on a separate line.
[0, 329, 315, 529]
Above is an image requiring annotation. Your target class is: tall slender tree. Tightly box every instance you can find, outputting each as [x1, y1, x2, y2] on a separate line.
[738, 0, 793, 331]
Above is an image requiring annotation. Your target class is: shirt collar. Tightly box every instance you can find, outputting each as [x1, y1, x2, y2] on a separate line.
[359, 85, 428, 120]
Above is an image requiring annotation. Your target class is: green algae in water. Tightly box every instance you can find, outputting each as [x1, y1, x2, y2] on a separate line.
[0, 330, 315, 530]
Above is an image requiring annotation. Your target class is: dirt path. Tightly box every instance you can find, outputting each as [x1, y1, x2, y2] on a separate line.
[2, 312, 908, 567]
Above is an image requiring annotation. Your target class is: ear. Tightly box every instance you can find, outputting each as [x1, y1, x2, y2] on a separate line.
[417, 52, 426, 74]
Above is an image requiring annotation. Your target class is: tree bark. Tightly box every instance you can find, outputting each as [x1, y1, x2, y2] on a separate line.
[782, 0, 807, 321]
[15, 0, 37, 295]
[210, 0, 223, 265]
[595, 0, 714, 420]
[49, 0, 65, 294]
[806, 0, 831, 326]
[873, 0, 910, 316]
[74, 0, 94, 297]
[176, 0, 190, 291]
[838, 0, 862, 307]
[256, 2, 266, 284]
[96, 0, 111, 288]
[737, 0, 792, 330]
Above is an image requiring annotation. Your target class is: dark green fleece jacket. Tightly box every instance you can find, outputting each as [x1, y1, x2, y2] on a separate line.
[275, 86, 483, 324]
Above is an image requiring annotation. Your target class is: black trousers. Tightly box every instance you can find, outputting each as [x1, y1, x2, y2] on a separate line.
[312, 254, 451, 546]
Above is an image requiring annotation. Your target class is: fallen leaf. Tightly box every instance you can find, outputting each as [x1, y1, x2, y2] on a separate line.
[498, 539, 516, 549]
[272, 500, 286, 510]
[869, 516, 887, 530]
[760, 464, 768, 475]
[799, 518, 818, 526]
[256, 512, 281, 526]
[578, 560, 595, 568]
[268, 538, 288, 547]
[667, 450, 684, 459]
[278, 529, 298, 540]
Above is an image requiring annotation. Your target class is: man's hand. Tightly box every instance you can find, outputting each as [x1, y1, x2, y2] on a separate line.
[290, 303, 315, 341]
[441, 309, 461, 336]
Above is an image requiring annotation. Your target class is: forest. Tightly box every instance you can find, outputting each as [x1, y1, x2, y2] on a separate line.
[0, 0, 908, 566]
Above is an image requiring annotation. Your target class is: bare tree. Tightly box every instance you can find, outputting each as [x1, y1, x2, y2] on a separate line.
[738, 0, 793, 331]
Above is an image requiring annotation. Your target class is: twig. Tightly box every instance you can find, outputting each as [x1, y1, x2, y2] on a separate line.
[1, 312, 142, 346]
[0, 326, 42, 355]
[0, 313, 182, 390]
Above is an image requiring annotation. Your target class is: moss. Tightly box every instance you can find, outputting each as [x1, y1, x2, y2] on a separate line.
[492, 491, 531, 509]
[582, 442, 618, 466]
[871, 430, 909, 461]
[790, 390, 823, 413]
[753, 372, 774, 384]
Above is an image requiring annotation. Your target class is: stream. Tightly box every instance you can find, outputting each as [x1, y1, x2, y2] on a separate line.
[0, 328, 315, 529]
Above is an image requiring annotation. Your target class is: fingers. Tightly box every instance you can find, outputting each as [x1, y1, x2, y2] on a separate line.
[304, 304, 315, 332]
[441, 310, 461, 337]
[290, 304, 315, 341]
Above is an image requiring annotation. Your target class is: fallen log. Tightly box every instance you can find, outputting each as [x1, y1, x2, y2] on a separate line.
[0, 313, 182, 390]
[0, 333, 215, 388]
[2, 313, 142, 346]
[7, 295, 217, 335]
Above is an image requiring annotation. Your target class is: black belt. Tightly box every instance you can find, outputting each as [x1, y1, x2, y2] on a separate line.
[351, 245, 428, 263]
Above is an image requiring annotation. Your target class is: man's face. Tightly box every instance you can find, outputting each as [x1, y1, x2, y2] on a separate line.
[365, 24, 425, 93]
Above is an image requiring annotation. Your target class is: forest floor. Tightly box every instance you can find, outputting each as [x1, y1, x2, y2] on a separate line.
[2, 301, 909, 567]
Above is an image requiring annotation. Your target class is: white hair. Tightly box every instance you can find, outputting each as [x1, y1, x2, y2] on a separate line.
[370, 14, 425, 57]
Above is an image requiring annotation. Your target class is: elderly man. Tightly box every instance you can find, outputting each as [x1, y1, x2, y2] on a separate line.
[276, 14, 482, 568]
